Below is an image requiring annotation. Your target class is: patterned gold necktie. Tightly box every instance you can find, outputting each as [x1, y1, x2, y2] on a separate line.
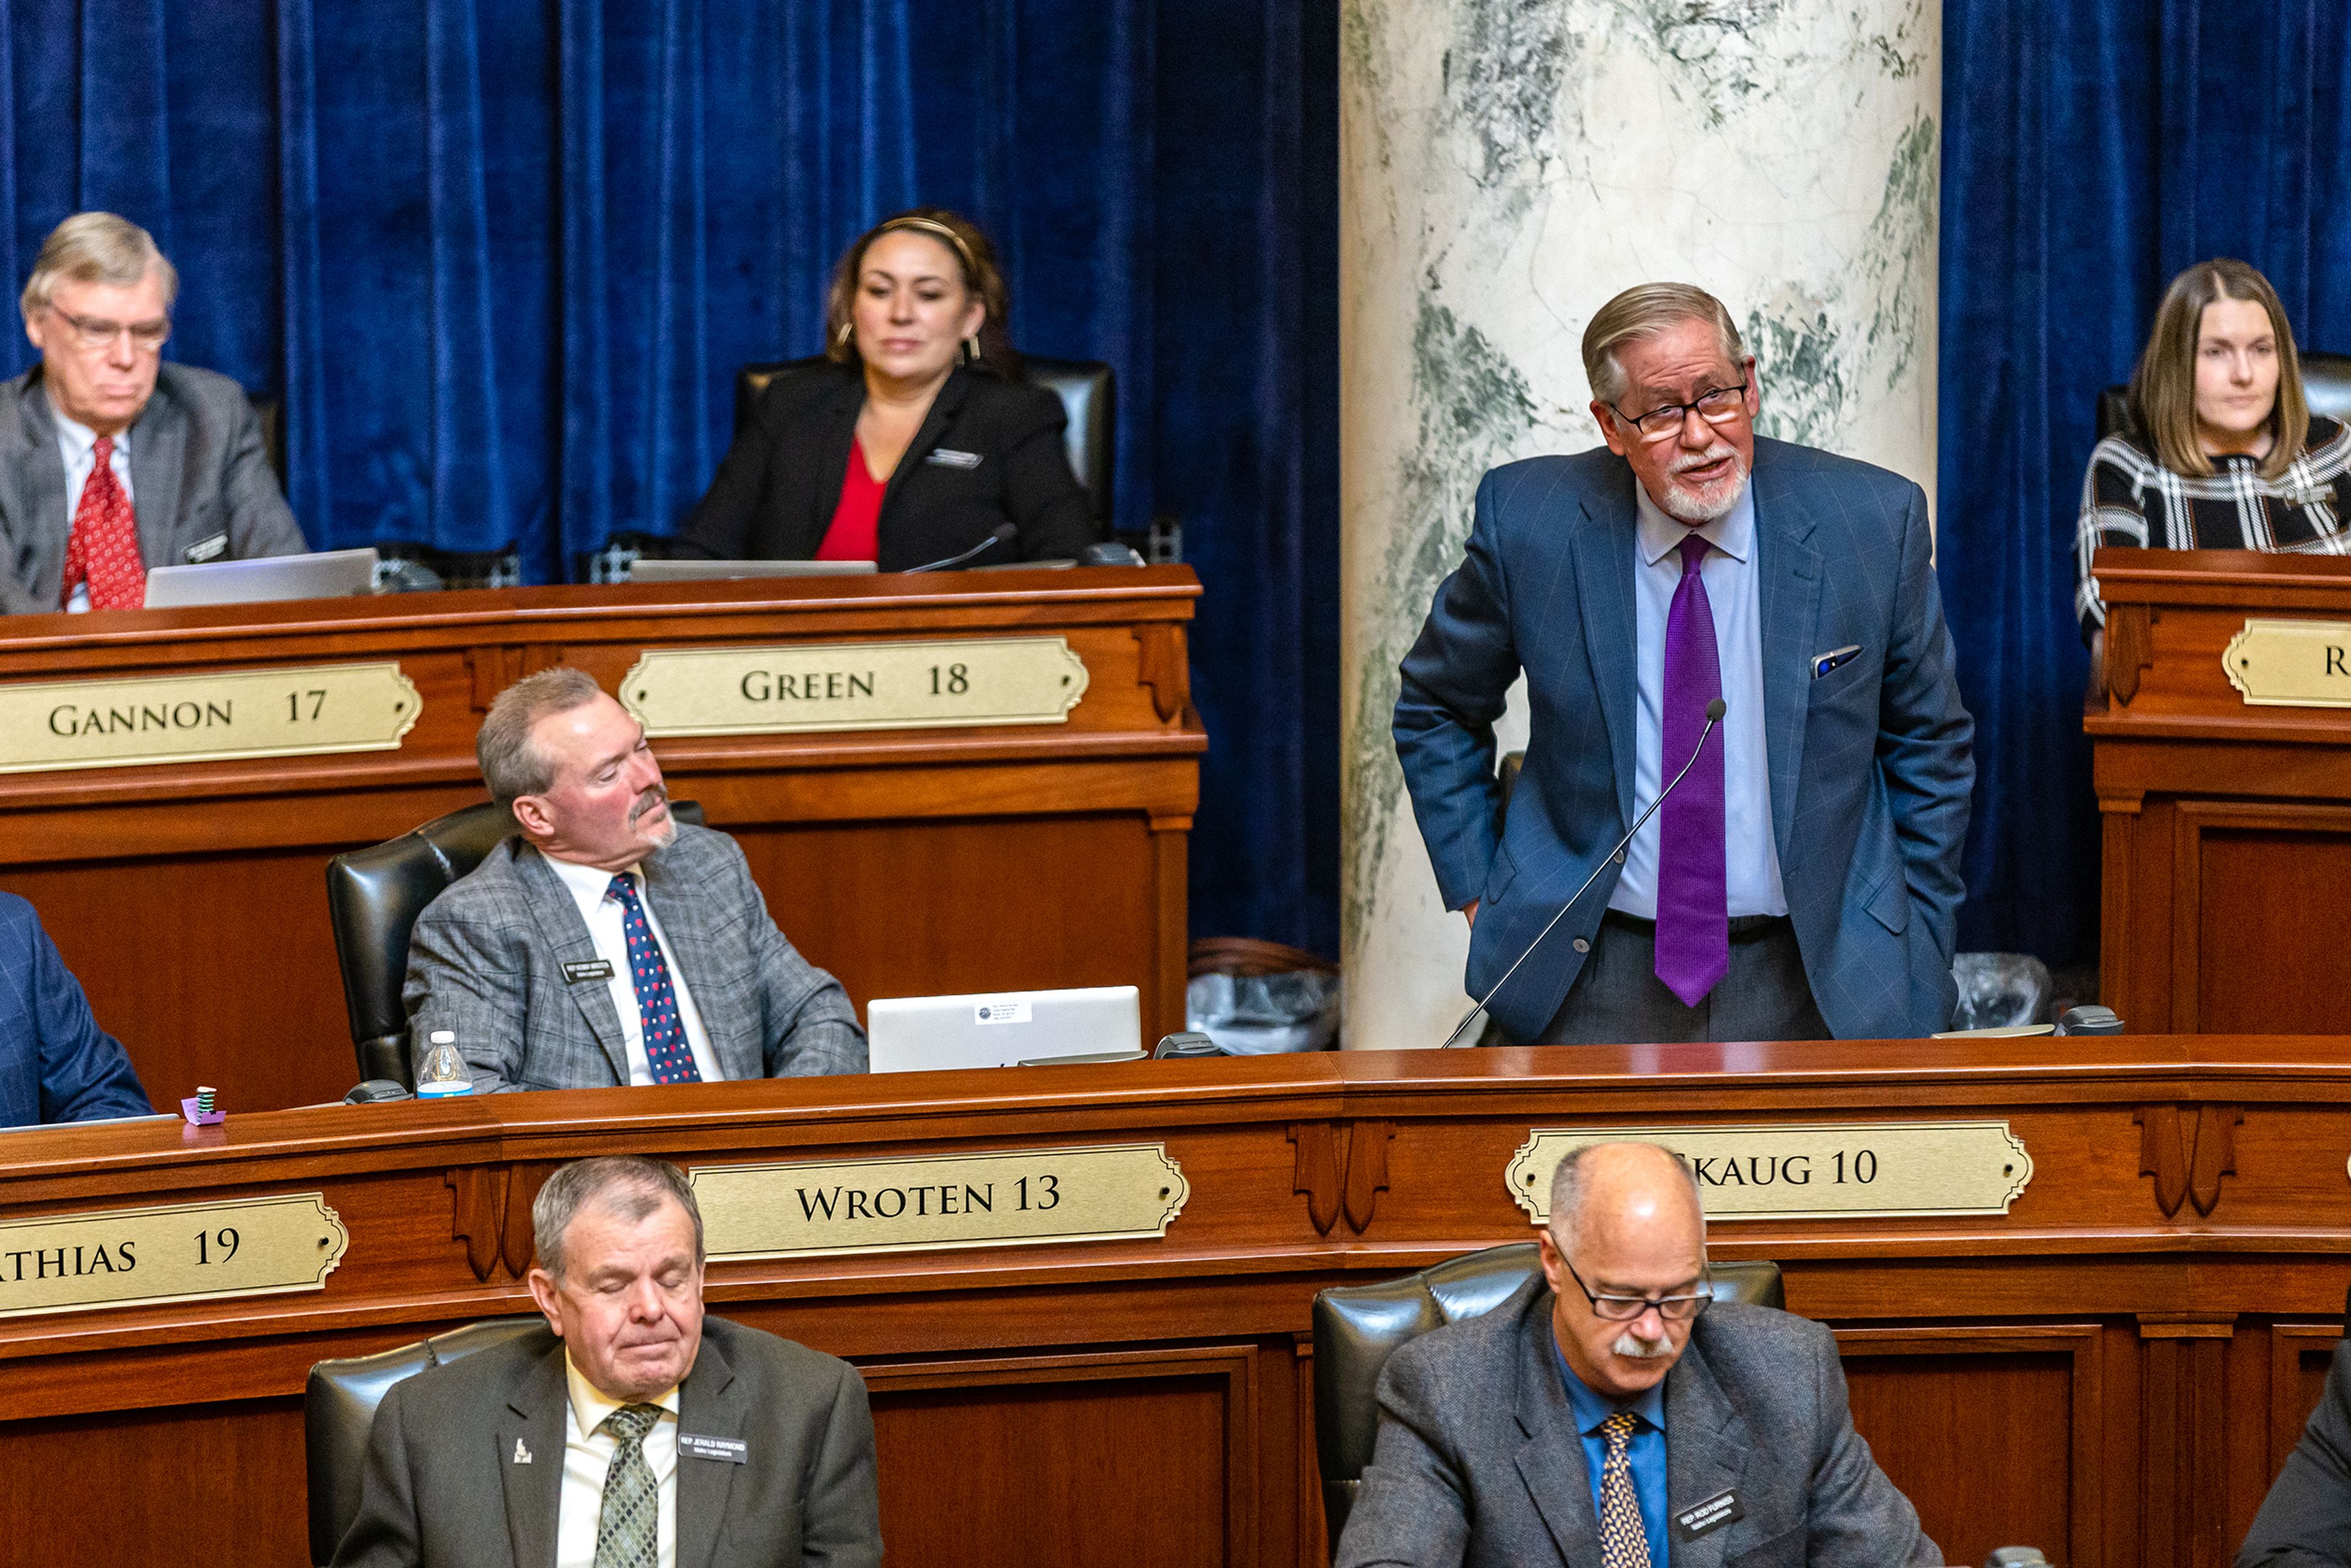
[1597, 1409, 1654, 1568]
[593, 1403, 663, 1568]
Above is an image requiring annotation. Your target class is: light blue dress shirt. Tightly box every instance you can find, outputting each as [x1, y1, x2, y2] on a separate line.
[1608, 477, 1788, 920]
[1556, 1343, 1670, 1566]
[50, 403, 135, 615]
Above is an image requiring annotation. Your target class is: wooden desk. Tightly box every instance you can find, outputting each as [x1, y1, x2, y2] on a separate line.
[1, 1039, 2344, 1568]
[2088, 547, 2351, 1033]
[0, 569, 1204, 1110]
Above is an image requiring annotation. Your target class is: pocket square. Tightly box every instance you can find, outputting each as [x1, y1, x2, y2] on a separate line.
[925, 448, 983, 469]
[1810, 644, 1862, 678]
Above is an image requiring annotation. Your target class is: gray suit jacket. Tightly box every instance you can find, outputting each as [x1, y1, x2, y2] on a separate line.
[403, 823, 866, 1091]
[331, 1317, 883, 1568]
[0, 362, 306, 615]
[1337, 1281, 1940, 1568]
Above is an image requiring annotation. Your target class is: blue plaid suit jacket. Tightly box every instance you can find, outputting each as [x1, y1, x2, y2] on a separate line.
[1393, 438, 1974, 1042]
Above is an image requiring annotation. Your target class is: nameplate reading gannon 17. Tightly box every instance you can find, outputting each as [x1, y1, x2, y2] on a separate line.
[0, 1193, 350, 1320]
[621, 637, 1090, 738]
[689, 1144, 1189, 1261]
[0, 662, 421, 775]
[1507, 1122, 2034, 1223]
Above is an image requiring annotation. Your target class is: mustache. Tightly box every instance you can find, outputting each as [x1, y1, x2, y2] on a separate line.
[1610, 1329, 1677, 1359]
[1670, 445, 1739, 477]
[628, 785, 670, 825]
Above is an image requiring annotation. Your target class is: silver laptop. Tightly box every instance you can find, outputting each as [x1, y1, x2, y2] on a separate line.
[629, 558, 877, 583]
[143, 547, 380, 608]
[866, 985, 1144, 1073]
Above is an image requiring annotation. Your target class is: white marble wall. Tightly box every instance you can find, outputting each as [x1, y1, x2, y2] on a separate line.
[1339, 0, 1941, 1049]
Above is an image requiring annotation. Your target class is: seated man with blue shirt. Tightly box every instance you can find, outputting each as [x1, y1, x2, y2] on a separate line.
[1337, 1141, 1940, 1568]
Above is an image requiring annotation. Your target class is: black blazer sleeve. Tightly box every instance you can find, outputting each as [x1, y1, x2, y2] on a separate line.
[2241, 1340, 2351, 1566]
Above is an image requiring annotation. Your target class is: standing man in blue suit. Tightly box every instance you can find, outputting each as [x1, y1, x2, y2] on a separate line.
[1393, 283, 1973, 1045]
[0, 891, 151, 1126]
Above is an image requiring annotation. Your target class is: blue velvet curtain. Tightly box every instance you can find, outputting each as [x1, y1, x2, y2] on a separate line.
[0, 0, 1339, 955]
[1938, 1, 2351, 966]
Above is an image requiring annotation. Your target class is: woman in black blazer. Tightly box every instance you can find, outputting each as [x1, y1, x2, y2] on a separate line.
[679, 209, 1097, 572]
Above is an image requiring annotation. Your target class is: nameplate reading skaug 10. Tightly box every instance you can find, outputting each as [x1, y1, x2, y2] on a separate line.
[690, 1143, 1188, 1261]
[621, 637, 1089, 738]
[0, 662, 420, 775]
[1507, 1122, 2033, 1223]
[2224, 618, 2351, 708]
[0, 1193, 350, 1320]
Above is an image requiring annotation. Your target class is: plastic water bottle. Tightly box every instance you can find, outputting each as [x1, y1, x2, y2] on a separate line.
[414, 1030, 473, 1097]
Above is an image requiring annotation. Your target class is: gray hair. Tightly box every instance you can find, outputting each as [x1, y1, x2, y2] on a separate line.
[532, 1156, 704, 1281]
[1581, 282, 1747, 407]
[476, 666, 606, 812]
[21, 212, 179, 319]
[1547, 1141, 1705, 1248]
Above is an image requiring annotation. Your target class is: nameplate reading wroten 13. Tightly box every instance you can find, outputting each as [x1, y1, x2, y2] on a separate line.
[621, 637, 1089, 737]
[0, 662, 421, 775]
[2224, 618, 2351, 708]
[689, 1144, 1189, 1261]
[1506, 1122, 2033, 1223]
[0, 1193, 350, 1320]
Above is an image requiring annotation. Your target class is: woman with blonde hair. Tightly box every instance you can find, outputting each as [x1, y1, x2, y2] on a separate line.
[2075, 257, 2351, 632]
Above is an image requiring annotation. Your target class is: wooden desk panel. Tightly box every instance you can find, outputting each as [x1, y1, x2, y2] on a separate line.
[0, 569, 1205, 1111]
[0, 1040, 2347, 1566]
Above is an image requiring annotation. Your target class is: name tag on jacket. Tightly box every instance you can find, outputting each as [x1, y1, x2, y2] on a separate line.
[680, 1433, 747, 1463]
[1675, 1488, 1744, 1540]
[183, 532, 230, 563]
[562, 959, 615, 985]
[925, 448, 983, 470]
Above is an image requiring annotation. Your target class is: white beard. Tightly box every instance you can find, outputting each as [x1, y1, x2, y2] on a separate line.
[1656, 448, 1750, 523]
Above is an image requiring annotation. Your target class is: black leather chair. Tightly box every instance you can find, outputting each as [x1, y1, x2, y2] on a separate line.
[734, 355, 1117, 530]
[1311, 1242, 1784, 1545]
[323, 799, 705, 1086]
[2096, 350, 2351, 440]
[305, 1316, 542, 1565]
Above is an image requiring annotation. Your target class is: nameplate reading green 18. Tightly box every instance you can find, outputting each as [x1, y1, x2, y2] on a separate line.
[621, 637, 1089, 737]
[0, 662, 420, 775]
[0, 1193, 350, 1319]
[1506, 1122, 2034, 1223]
[691, 1143, 1188, 1261]
[2224, 618, 2351, 708]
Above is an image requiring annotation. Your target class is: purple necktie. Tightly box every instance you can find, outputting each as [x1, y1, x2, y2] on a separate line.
[1654, 533, 1727, 1006]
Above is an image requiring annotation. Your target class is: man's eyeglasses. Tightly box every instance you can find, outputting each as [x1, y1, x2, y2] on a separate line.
[1607, 378, 1749, 442]
[48, 307, 171, 355]
[1561, 1256, 1712, 1322]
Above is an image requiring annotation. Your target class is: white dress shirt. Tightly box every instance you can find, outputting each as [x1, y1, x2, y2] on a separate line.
[50, 403, 134, 615]
[557, 1352, 681, 1568]
[543, 855, 723, 1084]
[1608, 476, 1789, 921]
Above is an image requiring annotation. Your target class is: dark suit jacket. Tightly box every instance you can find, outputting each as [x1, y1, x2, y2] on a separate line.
[1337, 1281, 1940, 1568]
[0, 892, 151, 1128]
[2240, 1338, 2351, 1565]
[0, 362, 306, 615]
[403, 823, 866, 1092]
[331, 1316, 882, 1568]
[677, 361, 1096, 571]
[1392, 438, 1974, 1042]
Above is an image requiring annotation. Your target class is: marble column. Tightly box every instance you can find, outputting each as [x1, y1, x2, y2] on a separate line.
[1339, 0, 1941, 1048]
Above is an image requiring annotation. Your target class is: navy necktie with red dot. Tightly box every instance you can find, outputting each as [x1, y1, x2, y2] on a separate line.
[606, 872, 701, 1084]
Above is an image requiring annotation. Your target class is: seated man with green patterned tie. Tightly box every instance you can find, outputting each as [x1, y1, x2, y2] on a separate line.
[333, 1155, 882, 1567]
[1337, 1142, 1942, 1568]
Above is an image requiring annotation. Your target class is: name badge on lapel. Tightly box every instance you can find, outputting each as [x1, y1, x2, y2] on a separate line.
[562, 959, 616, 985]
[1674, 1489, 1744, 1541]
[924, 448, 983, 470]
[679, 1433, 747, 1464]
[183, 532, 230, 564]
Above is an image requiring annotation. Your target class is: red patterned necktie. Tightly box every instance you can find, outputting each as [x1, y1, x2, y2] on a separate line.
[61, 435, 145, 610]
[606, 873, 702, 1084]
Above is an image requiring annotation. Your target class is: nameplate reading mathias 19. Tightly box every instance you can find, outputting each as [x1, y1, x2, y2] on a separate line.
[621, 637, 1089, 738]
[0, 662, 420, 775]
[691, 1143, 1189, 1261]
[0, 1193, 350, 1320]
[1506, 1122, 2033, 1223]
[2224, 618, 2351, 708]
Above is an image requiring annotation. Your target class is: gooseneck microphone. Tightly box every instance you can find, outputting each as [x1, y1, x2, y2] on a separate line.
[906, 523, 1018, 574]
[1438, 697, 1727, 1049]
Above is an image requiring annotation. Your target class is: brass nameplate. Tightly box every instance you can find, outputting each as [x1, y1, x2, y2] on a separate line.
[621, 637, 1089, 737]
[1506, 1122, 2033, 1222]
[0, 1192, 350, 1319]
[0, 662, 420, 775]
[691, 1142, 1188, 1261]
[2224, 618, 2351, 707]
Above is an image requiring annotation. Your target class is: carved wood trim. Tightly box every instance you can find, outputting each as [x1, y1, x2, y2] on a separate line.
[1288, 1123, 1341, 1237]
[2135, 1105, 2240, 1219]
[447, 1165, 511, 1281]
[1133, 625, 1189, 724]
[2106, 605, 2153, 706]
[468, 645, 564, 711]
[1340, 1121, 1392, 1234]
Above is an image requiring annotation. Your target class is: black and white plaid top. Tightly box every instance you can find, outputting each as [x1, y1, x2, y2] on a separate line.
[2075, 415, 2351, 629]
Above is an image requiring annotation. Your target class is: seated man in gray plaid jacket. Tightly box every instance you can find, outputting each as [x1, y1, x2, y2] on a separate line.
[403, 666, 866, 1092]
